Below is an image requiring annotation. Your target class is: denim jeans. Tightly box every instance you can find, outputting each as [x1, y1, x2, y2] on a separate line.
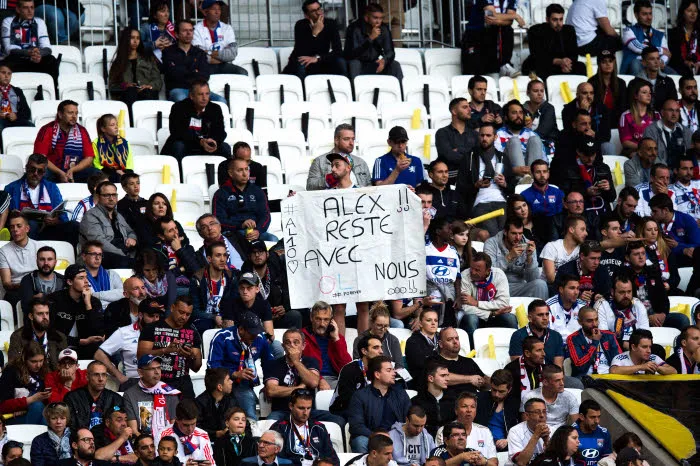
[663, 312, 690, 331]
[168, 88, 226, 103]
[35, 5, 84, 43]
[8, 400, 47, 425]
[460, 312, 518, 348]
[351, 436, 369, 453]
[233, 384, 258, 420]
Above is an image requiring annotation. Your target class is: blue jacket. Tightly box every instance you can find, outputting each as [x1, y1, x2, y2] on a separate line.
[271, 419, 340, 466]
[622, 24, 666, 72]
[31, 429, 71, 466]
[348, 384, 411, 438]
[566, 329, 622, 377]
[6, 176, 69, 223]
[207, 325, 275, 387]
[520, 184, 564, 217]
[213, 179, 271, 236]
[664, 211, 700, 255]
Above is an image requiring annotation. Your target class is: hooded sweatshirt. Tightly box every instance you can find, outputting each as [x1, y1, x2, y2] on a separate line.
[388, 421, 436, 466]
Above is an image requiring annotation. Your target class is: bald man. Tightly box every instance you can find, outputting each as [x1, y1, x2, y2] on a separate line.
[561, 82, 614, 156]
[102, 277, 148, 337]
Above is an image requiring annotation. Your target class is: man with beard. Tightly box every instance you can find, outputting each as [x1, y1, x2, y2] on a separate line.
[541, 215, 587, 285]
[325, 152, 356, 189]
[508, 300, 564, 367]
[307, 124, 371, 190]
[330, 334, 384, 416]
[495, 100, 545, 178]
[572, 400, 612, 466]
[133, 435, 156, 466]
[670, 157, 700, 220]
[504, 336, 546, 403]
[102, 277, 148, 337]
[643, 99, 692, 170]
[58, 428, 112, 466]
[624, 138, 658, 188]
[566, 306, 622, 377]
[562, 83, 613, 155]
[468, 76, 502, 130]
[679, 76, 700, 133]
[610, 328, 677, 374]
[474, 370, 518, 452]
[436, 98, 477, 184]
[8, 296, 66, 370]
[455, 124, 515, 236]
[635, 163, 675, 217]
[19, 246, 65, 320]
[596, 274, 650, 349]
[524, 4, 584, 78]
[555, 240, 612, 306]
[613, 187, 643, 234]
[428, 161, 460, 219]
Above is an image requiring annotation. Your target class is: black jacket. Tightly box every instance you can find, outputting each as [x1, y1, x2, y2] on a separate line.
[588, 76, 628, 130]
[435, 124, 478, 176]
[289, 18, 343, 64]
[271, 418, 340, 466]
[152, 237, 200, 279]
[102, 298, 135, 338]
[241, 258, 290, 311]
[455, 148, 515, 219]
[555, 259, 612, 303]
[410, 391, 456, 437]
[195, 234, 249, 270]
[117, 196, 147, 232]
[628, 261, 671, 316]
[526, 23, 579, 78]
[134, 217, 188, 250]
[64, 386, 123, 430]
[344, 19, 395, 66]
[629, 76, 677, 112]
[433, 186, 461, 220]
[165, 97, 227, 150]
[561, 100, 612, 148]
[474, 389, 519, 434]
[558, 160, 616, 214]
[161, 43, 210, 91]
[404, 332, 438, 389]
[47, 288, 104, 359]
[195, 391, 239, 440]
[8, 325, 67, 371]
[668, 26, 697, 77]
[190, 267, 240, 323]
[524, 102, 559, 142]
[330, 359, 368, 414]
[7, 85, 31, 122]
[213, 432, 257, 466]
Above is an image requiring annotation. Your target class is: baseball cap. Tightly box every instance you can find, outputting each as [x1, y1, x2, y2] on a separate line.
[239, 272, 260, 286]
[616, 447, 644, 465]
[577, 134, 597, 155]
[137, 354, 163, 369]
[249, 240, 267, 253]
[64, 264, 86, 281]
[598, 49, 615, 63]
[388, 126, 409, 142]
[201, 0, 225, 9]
[326, 152, 354, 169]
[58, 348, 78, 362]
[238, 311, 264, 335]
[139, 298, 165, 315]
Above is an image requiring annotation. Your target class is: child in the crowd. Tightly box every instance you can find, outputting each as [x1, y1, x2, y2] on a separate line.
[92, 113, 133, 182]
[151, 436, 182, 466]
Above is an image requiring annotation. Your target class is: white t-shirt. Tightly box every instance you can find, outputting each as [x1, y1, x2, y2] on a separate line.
[474, 156, 506, 206]
[546, 295, 584, 342]
[611, 351, 666, 374]
[434, 423, 497, 460]
[506, 421, 545, 466]
[671, 180, 700, 219]
[520, 388, 579, 432]
[540, 240, 580, 280]
[99, 322, 140, 379]
[596, 298, 650, 342]
[566, 0, 609, 46]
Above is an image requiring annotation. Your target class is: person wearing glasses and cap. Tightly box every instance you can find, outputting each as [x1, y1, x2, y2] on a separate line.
[372, 126, 425, 189]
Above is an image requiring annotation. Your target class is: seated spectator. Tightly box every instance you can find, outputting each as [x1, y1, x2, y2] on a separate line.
[140, 0, 176, 62]
[624, 138, 658, 188]
[306, 124, 370, 190]
[430, 418, 496, 466]
[270, 388, 340, 466]
[6, 156, 77, 244]
[216, 141, 268, 188]
[134, 250, 177, 308]
[474, 370, 519, 452]
[573, 400, 612, 464]
[528, 426, 586, 466]
[599, 218, 626, 278]
[509, 300, 564, 367]
[92, 405, 137, 463]
[635, 163, 672, 217]
[497, 101, 545, 183]
[97, 297, 164, 391]
[562, 83, 613, 156]
[566, 306, 622, 377]
[133, 435, 157, 466]
[404, 308, 439, 384]
[455, 124, 514, 236]
[1, 0, 58, 79]
[59, 428, 113, 466]
[459, 251, 517, 341]
[671, 157, 700, 219]
[1, 441, 23, 465]
[213, 157, 276, 242]
[108, 27, 162, 116]
[523, 81, 559, 159]
[151, 217, 199, 286]
[650, 193, 700, 268]
[0, 64, 32, 140]
[157, 399, 216, 463]
[634, 47, 679, 112]
[644, 99, 691, 170]
[520, 365, 579, 431]
[190, 241, 238, 333]
[325, 152, 359, 190]
[283, 0, 345, 79]
[388, 405, 435, 466]
[91, 114, 133, 182]
[343, 4, 402, 81]
[117, 172, 147, 232]
[621, 0, 673, 75]
[31, 401, 73, 466]
[599, 439, 650, 466]
[555, 240, 612, 305]
[137, 296, 202, 398]
[520, 164, 564, 238]
[194, 213, 245, 270]
[345, 434, 395, 466]
[596, 272, 650, 348]
[451, 221, 474, 272]
[410, 360, 455, 437]
[565, 0, 620, 56]
[610, 328, 677, 374]
[619, 80, 658, 156]
[485, 218, 548, 300]
[241, 430, 292, 466]
[219, 272, 280, 346]
[636, 216, 681, 294]
[667, 325, 700, 373]
[524, 4, 585, 79]
[64, 360, 123, 429]
[101, 277, 148, 338]
[504, 336, 545, 402]
[372, 126, 425, 188]
[9, 296, 66, 371]
[300, 302, 351, 390]
[80, 181, 137, 269]
[427, 162, 460, 219]
[671, 3, 700, 75]
[48, 265, 104, 359]
[133, 193, 188, 250]
[546, 275, 585, 343]
[0, 340, 49, 423]
[81, 240, 124, 309]
[34, 100, 99, 183]
[467, 76, 502, 130]
[505, 195, 546, 253]
[44, 348, 87, 403]
[678, 76, 700, 133]
[348, 355, 410, 453]
[435, 98, 478, 185]
[353, 303, 403, 369]
[506, 398, 548, 465]
[192, 0, 247, 75]
[212, 407, 256, 466]
[589, 50, 627, 130]
[195, 368, 236, 444]
[332, 334, 383, 416]
[550, 111, 602, 188]
[541, 216, 588, 285]
[432, 327, 488, 396]
[71, 172, 108, 223]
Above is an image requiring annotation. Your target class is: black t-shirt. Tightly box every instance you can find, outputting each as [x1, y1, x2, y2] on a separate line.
[138, 321, 202, 380]
[263, 356, 320, 412]
[221, 294, 272, 323]
[432, 354, 486, 396]
[600, 248, 624, 278]
[666, 351, 698, 374]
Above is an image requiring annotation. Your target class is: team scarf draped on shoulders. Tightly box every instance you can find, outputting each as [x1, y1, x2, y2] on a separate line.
[96, 135, 129, 169]
[86, 266, 111, 292]
[150, 21, 176, 43]
[474, 271, 497, 302]
[138, 380, 180, 439]
[19, 178, 52, 211]
[51, 121, 84, 169]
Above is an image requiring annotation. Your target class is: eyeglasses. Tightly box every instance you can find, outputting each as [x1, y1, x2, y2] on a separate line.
[566, 200, 585, 204]
[257, 440, 276, 447]
[373, 324, 389, 330]
[26, 167, 46, 175]
[100, 193, 118, 198]
[79, 438, 95, 443]
[83, 252, 103, 258]
[200, 221, 220, 230]
[307, 5, 323, 13]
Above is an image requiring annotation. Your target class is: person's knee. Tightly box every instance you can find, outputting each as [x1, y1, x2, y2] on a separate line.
[502, 313, 518, 328]
[665, 312, 690, 329]
[530, 279, 549, 299]
[351, 436, 369, 453]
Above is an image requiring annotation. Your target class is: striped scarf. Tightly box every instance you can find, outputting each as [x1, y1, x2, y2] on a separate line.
[19, 178, 52, 212]
[51, 122, 84, 170]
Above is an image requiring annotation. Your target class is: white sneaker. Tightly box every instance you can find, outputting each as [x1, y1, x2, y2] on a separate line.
[500, 63, 521, 78]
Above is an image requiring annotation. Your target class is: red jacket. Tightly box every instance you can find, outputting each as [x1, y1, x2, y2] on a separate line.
[301, 327, 352, 375]
[45, 368, 89, 403]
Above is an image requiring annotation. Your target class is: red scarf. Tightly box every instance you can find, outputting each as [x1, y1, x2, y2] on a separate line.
[577, 158, 594, 188]
[104, 427, 133, 456]
[475, 272, 497, 302]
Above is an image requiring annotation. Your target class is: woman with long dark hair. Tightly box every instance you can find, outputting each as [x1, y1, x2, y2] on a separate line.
[0, 341, 50, 424]
[589, 51, 627, 130]
[139, 0, 176, 62]
[134, 192, 189, 248]
[532, 426, 586, 465]
[619, 80, 658, 156]
[669, 0, 700, 76]
[109, 27, 162, 116]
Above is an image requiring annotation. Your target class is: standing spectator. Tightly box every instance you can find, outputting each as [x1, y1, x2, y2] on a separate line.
[504, 336, 545, 400]
[372, 126, 425, 188]
[139, 0, 176, 62]
[63, 360, 124, 430]
[332, 334, 383, 416]
[572, 400, 612, 465]
[91, 114, 133, 182]
[388, 406, 435, 466]
[34, 100, 98, 183]
[137, 295, 203, 398]
[344, 4, 402, 81]
[1, 0, 58, 79]
[44, 348, 87, 403]
[306, 124, 371, 190]
[635, 47, 679, 112]
[435, 98, 477, 185]
[31, 402, 73, 466]
[283, 0, 345, 79]
[546, 275, 585, 343]
[523, 81, 559, 158]
[0, 212, 41, 307]
[212, 408, 257, 466]
[47, 265, 104, 359]
[81, 241, 124, 309]
[619, 80, 658, 156]
[621, 0, 673, 75]
[474, 370, 519, 452]
[600, 218, 626, 279]
[624, 138, 658, 188]
[117, 172, 147, 232]
[610, 328, 677, 374]
[0, 64, 32, 140]
[467, 76, 502, 130]
[565, 0, 620, 56]
[496, 100, 545, 175]
[561, 83, 613, 156]
[508, 300, 564, 367]
[192, 0, 247, 75]
[566, 307, 622, 377]
[595, 273, 650, 348]
[506, 398, 548, 466]
[108, 27, 161, 117]
[8, 296, 66, 371]
[134, 250, 177, 308]
[669, 1, 700, 77]
[190, 241, 238, 333]
[679, 77, 700, 136]
[541, 216, 588, 285]
[589, 50, 627, 130]
[404, 308, 439, 385]
[524, 4, 585, 79]
[555, 240, 612, 305]
[520, 365, 579, 431]
[0, 340, 50, 424]
[157, 399, 216, 464]
[301, 302, 351, 390]
[195, 368, 237, 444]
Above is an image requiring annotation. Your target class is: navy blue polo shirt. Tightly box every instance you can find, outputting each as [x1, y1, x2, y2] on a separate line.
[508, 326, 564, 364]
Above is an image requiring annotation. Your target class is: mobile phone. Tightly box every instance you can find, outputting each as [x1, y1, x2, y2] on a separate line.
[326, 323, 335, 336]
[483, 175, 492, 181]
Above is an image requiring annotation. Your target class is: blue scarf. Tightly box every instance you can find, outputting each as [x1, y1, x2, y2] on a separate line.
[86, 267, 111, 292]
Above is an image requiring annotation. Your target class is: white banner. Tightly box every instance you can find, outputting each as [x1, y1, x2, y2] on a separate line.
[281, 185, 427, 309]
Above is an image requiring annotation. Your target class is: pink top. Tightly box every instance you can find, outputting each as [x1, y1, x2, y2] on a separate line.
[618, 110, 659, 145]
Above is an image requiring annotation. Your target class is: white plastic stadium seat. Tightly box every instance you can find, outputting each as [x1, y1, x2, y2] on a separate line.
[181, 156, 227, 199]
[452, 75, 498, 102]
[233, 47, 279, 86]
[648, 327, 681, 349]
[454, 328, 472, 355]
[132, 100, 174, 140]
[402, 75, 450, 116]
[133, 156, 181, 187]
[618, 74, 635, 86]
[253, 156, 283, 186]
[407, 128, 438, 162]
[232, 101, 280, 142]
[57, 183, 90, 212]
[473, 327, 517, 366]
[510, 297, 537, 315]
[308, 128, 336, 157]
[80, 100, 129, 136]
[394, 49, 424, 77]
[331, 102, 380, 143]
[0, 301, 13, 331]
[83, 45, 117, 81]
[315, 390, 334, 411]
[207, 74, 255, 110]
[58, 73, 107, 102]
[285, 156, 315, 185]
[3, 127, 39, 155]
[12, 72, 55, 104]
[225, 128, 255, 152]
[380, 102, 429, 129]
[191, 364, 206, 397]
[42, 241, 75, 269]
[7, 424, 47, 459]
[0, 155, 24, 185]
[80, 0, 115, 43]
[256, 75, 304, 114]
[124, 128, 157, 155]
[320, 422, 344, 453]
[202, 329, 219, 360]
[354, 75, 402, 113]
[259, 129, 307, 171]
[155, 184, 205, 227]
[471, 357, 501, 376]
[423, 49, 461, 85]
[358, 130, 390, 169]
[31, 99, 63, 127]
[498, 76, 541, 102]
[52, 45, 83, 75]
[304, 74, 353, 106]
[277, 47, 294, 72]
[471, 241, 484, 252]
[679, 267, 692, 293]
[281, 102, 330, 134]
[430, 111, 452, 130]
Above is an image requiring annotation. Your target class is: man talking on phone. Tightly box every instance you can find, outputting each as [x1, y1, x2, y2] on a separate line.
[566, 306, 622, 379]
